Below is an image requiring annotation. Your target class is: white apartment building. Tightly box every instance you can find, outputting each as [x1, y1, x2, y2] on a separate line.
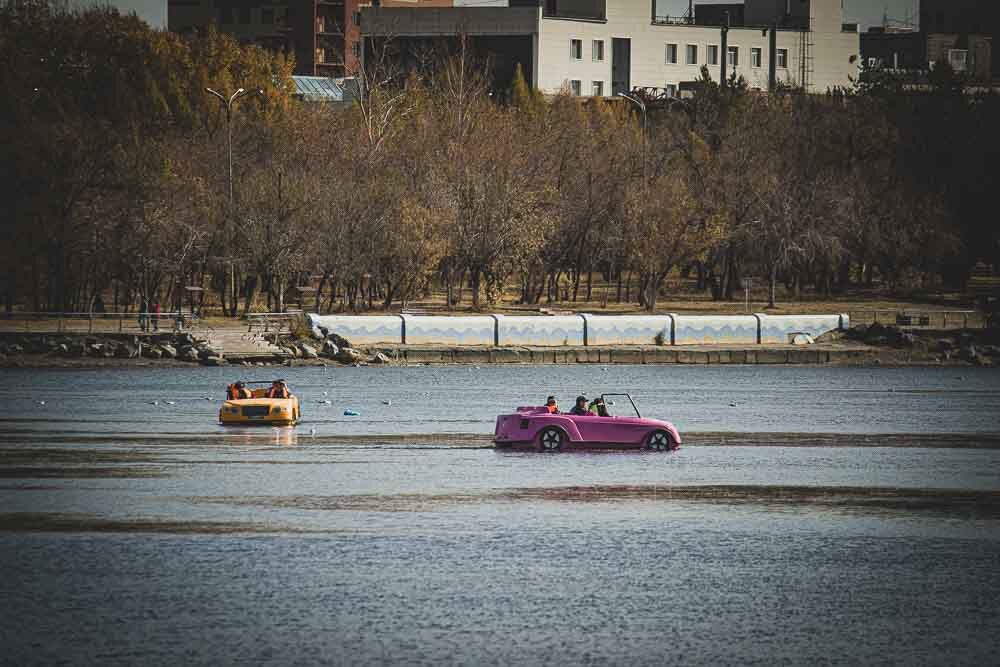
[361, 0, 861, 95]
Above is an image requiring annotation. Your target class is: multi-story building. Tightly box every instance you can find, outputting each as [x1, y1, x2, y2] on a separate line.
[860, 0, 995, 87]
[168, 0, 361, 77]
[360, 0, 860, 96]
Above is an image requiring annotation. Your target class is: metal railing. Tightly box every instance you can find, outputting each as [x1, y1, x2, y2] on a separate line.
[245, 310, 304, 334]
[0, 311, 201, 334]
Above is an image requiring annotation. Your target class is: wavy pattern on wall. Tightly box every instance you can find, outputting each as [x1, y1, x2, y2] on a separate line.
[307, 314, 403, 344]
[306, 313, 846, 347]
[401, 315, 495, 346]
[672, 315, 759, 345]
[582, 315, 673, 346]
[756, 314, 843, 344]
[497, 315, 585, 346]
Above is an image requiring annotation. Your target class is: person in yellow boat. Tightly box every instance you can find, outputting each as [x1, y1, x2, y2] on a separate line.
[226, 382, 252, 400]
[267, 379, 291, 399]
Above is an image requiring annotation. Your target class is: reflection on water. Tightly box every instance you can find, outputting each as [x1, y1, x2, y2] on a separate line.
[2, 366, 1000, 664]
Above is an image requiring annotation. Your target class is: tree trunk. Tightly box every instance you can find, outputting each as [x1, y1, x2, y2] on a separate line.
[768, 263, 778, 308]
[470, 270, 481, 309]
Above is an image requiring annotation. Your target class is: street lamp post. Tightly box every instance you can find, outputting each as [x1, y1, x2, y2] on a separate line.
[617, 91, 647, 181]
[204, 87, 252, 317]
[205, 87, 251, 205]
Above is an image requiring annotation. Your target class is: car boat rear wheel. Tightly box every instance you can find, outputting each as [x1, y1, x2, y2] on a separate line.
[538, 427, 564, 452]
[647, 430, 675, 452]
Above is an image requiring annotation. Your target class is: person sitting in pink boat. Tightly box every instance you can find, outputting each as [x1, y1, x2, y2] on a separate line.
[568, 395, 591, 416]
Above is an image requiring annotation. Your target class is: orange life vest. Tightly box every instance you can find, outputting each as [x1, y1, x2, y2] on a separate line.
[237, 388, 252, 399]
[226, 384, 238, 400]
[268, 384, 289, 399]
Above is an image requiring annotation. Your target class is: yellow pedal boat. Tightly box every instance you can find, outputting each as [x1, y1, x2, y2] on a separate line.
[219, 382, 300, 426]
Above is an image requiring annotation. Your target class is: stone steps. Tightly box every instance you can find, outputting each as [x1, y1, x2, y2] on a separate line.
[201, 330, 290, 360]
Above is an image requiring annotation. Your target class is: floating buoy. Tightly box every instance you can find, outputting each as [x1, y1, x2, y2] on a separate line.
[344, 409, 359, 416]
[150, 400, 159, 406]
[317, 399, 331, 405]
[729, 402, 738, 407]
[309, 428, 316, 436]
[37, 401, 45, 406]
[165, 401, 176, 406]
[322, 391, 328, 396]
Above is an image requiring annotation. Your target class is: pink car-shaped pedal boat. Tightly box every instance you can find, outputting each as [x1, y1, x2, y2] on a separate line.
[494, 394, 681, 452]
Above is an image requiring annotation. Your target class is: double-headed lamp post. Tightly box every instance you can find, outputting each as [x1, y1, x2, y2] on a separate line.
[617, 91, 647, 181]
[204, 87, 254, 316]
[204, 87, 252, 206]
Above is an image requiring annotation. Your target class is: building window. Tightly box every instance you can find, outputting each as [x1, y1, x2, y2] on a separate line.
[948, 49, 968, 72]
[665, 43, 678, 64]
[261, 8, 274, 24]
[570, 80, 582, 96]
[353, 42, 360, 57]
[353, 11, 360, 26]
[776, 48, 788, 69]
[751, 47, 762, 68]
[592, 81, 604, 97]
[727, 46, 739, 67]
[665, 83, 677, 98]
[315, 48, 325, 64]
[686, 44, 698, 65]
[592, 40, 604, 62]
[707, 45, 719, 66]
[571, 39, 582, 60]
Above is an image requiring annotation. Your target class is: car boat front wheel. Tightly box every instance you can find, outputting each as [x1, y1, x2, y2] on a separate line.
[538, 427, 564, 452]
[646, 430, 676, 452]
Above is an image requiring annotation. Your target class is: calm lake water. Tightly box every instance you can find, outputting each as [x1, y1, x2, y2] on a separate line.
[1, 365, 999, 665]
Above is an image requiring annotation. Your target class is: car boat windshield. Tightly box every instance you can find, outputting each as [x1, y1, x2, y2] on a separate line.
[598, 394, 641, 418]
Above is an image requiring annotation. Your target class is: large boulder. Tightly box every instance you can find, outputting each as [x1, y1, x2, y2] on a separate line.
[322, 340, 340, 358]
[370, 351, 391, 364]
[321, 329, 351, 350]
[336, 347, 363, 364]
[790, 333, 814, 346]
[160, 344, 177, 359]
[145, 347, 163, 359]
[197, 346, 221, 361]
[179, 346, 200, 362]
[201, 355, 227, 366]
[115, 343, 136, 358]
[299, 343, 319, 359]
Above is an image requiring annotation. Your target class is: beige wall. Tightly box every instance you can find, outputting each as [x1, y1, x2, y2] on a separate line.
[536, 0, 858, 95]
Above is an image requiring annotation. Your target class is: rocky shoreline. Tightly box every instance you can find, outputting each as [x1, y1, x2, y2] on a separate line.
[2, 324, 997, 368]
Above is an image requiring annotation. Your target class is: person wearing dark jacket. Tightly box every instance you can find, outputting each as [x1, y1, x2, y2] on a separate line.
[568, 395, 590, 416]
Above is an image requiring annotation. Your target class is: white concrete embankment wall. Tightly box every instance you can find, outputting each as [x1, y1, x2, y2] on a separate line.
[307, 313, 847, 347]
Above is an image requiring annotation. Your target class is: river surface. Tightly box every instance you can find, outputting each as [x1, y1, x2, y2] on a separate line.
[1, 366, 999, 665]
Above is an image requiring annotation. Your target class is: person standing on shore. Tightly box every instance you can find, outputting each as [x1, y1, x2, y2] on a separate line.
[138, 299, 148, 332]
[152, 301, 161, 331]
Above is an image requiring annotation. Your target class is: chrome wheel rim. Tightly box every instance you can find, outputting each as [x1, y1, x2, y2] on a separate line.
[650, 432, 671, 451]
[541, 430, 561, 451]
